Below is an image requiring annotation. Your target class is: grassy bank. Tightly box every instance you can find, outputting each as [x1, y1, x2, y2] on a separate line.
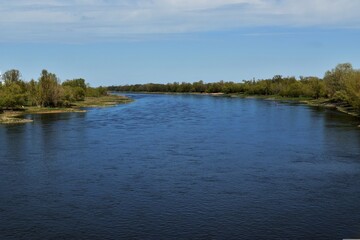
[0, 95, 133, 124]
[74, 95, 133, 107]
[226, 93, 360, 117]
[0, 111, 34, 124]
[302, 99, 359, 117]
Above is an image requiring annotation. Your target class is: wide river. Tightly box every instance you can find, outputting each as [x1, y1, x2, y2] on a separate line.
[1, 93, 360, 239]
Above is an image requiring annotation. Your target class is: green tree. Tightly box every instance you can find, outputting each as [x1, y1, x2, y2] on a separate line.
[38, 70, 63, 107]
[192, 80, 206, 93]
[86, 86, 107, 97]
[2, 69, 22, 85]
[0, 82, 27, 108]
[62, 78, 87, 91]
[324, 63, 354, 98]
[343, 71, 360, 112]
[62, 86, 86, 102]
[26, 79, 39, 106]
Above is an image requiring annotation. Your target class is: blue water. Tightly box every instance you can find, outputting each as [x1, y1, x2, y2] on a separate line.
[1, 93, 360, 239]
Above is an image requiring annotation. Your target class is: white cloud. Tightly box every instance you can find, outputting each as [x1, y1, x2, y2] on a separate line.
[0, 0, 359, 42]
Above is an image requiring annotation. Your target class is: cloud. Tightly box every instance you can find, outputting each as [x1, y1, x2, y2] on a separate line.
[0, 0, 359, 42]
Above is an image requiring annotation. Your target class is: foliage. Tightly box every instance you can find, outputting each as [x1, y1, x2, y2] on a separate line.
[62, 78, 87, 101]
[1, 63, 360, 114]
[0, 82, 27, 108]
[0, 69, 103, 109]
[62, 78, 87, 90]
[37, 70, 63, 107]
[2, 69, 22, 85]
[86, 86, 107, 97]
[109, 63, 360, 113]
[26, 79, 39, 106]
[343, 71, 360, 111]
[324, 63, 354, 98]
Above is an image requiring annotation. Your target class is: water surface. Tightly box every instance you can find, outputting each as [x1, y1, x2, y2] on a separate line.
[1, 93, 360, 239]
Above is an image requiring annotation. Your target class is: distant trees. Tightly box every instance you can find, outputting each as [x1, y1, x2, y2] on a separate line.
[2, 69, 22, 85]
[343, 71, 360, 111]
[322, 64, 360, 112]
[2, 63, 360, 114]
[62, 78, 86, 103]
[300, 77, 325, 99]
[0, 81, 27, 108]
[0, 69, 107, 109]
[26, 79, 39, 106]
[0, 69, 27, 108]
[324, 63, 354, 99]
[86, 86, 107, 97]
[62, 78, 86, 90]
[192, 80, 206, 93]
[38, 70, 63, 107]
[108, 63, 360, 113]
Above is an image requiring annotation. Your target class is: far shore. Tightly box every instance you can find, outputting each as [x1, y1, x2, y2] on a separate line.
[116, 91, 360, 118]
[0, 95, 133, 125]
[2, 91, 359, 125]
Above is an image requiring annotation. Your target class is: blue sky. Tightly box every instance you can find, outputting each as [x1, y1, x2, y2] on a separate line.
[1, 0, 360, 86]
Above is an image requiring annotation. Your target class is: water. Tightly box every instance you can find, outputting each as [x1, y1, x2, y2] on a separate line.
[1, 93, 360, 239]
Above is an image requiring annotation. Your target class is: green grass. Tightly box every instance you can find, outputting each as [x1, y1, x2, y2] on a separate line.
[74, 95, 133, 107]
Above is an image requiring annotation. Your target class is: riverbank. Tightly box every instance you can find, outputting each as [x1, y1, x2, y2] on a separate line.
[227, 93, 359, 118]
[117, 91, 360, 118]
[302, 99, 359, 117]
[0, 95, 133, 124]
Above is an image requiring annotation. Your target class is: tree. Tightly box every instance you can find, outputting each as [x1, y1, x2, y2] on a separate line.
[192, 80, 206, 93]
[0, 70, 27, 108]
[62, 79, 86, 101]
[0, 82, 27, 108]
[343, 71, 360, 112]
[324, 63, 354, 98]
[38, 70, 63, 107]
[300, 77, 325, 99]
[62, 78, 87, 91]
[26, 79, 40, 106]
[86, 86, 107, 97]
[1, 69, 22, 85]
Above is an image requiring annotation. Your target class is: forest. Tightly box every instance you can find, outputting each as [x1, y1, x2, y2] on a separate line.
[109, 63, 360, 113]
[2, 63, 360, 114]
[0, 69, 107, 110]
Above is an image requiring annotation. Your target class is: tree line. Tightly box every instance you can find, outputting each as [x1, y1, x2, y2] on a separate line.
[109, 63, 360, 113]
[0, 69, 107, 109]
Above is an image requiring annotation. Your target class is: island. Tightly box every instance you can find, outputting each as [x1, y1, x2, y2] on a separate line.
[0, 69, 132, 124]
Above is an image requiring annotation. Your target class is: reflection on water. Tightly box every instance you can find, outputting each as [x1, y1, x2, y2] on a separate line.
[1, 94, 360, 239]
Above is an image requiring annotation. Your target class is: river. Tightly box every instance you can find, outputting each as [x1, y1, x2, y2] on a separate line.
[1, 93, 360, 239]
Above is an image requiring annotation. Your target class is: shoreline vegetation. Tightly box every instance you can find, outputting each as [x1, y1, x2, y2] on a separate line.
[0, 95, 132, 124]
[2, 63, 360, 124]
[109, 63, 360, 119]
[0, 69, 132, 124]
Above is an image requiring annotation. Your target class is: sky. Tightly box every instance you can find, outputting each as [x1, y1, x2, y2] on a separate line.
[0, 0, 360, 86]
